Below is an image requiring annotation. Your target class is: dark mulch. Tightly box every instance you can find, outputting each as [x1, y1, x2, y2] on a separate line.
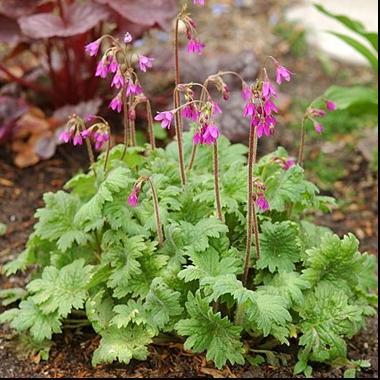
[0, 138, 378, 378]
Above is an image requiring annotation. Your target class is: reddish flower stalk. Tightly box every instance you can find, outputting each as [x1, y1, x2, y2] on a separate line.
[213, 142, 223, 222]
[174, 17, 187, 186]
[146, 99, 156, 149]
[243, 126, 258, 287]
[121, 94, 130, 160]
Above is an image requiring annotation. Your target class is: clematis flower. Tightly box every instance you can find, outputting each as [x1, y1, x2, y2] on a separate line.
[326, 100, 337, 111]
[138, 55, 154, 72]
[109, 95, 123, 113]
[275, 64, 292, 85]
[314, 121, 324, 134]
[187, 39, 205, 54]
[85, 39, 100, 57]
[202, 124, 220, 144]
[155, 111, 174, 129]
[256, 195, 270, 211]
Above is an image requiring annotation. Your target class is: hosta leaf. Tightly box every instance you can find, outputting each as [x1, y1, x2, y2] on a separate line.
[175, 292, 245, 369]
[257, 221, 301, 273]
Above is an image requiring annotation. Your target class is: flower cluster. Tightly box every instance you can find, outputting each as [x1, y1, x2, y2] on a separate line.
[305, 99, 337, 134]
[85, 33, 153, 114]
[242, 61, 291, 138]
[59, 114, 110, 150]
[252, 179, 270, 212]
[179, 11, 205, 54]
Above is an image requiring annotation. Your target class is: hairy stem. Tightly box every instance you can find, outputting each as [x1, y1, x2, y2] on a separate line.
[78, 122, 96, 177]
[243, 126, 258, 287]
[187, 144, 197, 171]
[121, 94, 130, 159]
[147, 178, 164, 246]
[297, 115, 307, 166]
[213, 142, 224, 222]
[103, 134, 111, 172]
[174, 19, 187, 186]
[146, 99, 156, 149]
[251, 201, 260, 260]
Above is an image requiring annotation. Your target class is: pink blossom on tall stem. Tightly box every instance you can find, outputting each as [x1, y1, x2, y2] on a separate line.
[256, 194, 270, 211]
[138, 55, 154, 72]
[193, 0, 205, 5]
[275, 64, 292, 85]
[211, 101, 222, 115]
[181, 104, 200, 121]
[128, 190, 139, 207]
[193, 130, 202, 145]
[243, 102, 256, 118]
[313, 121, 324, 134]
[111, 71, 124, 89]
[109, 94, 123, 113]
[187, 39, 205, 54]
[202, 124, 220, 144]
[59, 130, 72, 143]
[85, 39, 100, 57]
[95, 58, 109, 78]
[108, 57, 118, 74]
[310, 108, 326, 117]
[255, 119, 271, 138]
[264, 99, 278, 115]
[326, 100, 337, 111]
[241, 84, 252, 102]
[94, 131, 110, 150]
[262, 81, 277, 99]
[81, 128, 92, 139]
[154, 111, 174, 129]
[283, 157, 296, 170]
[72, 133, 83, 146]
[125, 81, 143, 96]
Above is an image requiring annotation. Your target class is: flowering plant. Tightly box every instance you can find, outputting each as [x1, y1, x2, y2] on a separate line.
[0, 1, 377, 376]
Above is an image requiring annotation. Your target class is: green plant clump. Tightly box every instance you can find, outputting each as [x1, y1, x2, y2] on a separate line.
[0, 134, 377, 374]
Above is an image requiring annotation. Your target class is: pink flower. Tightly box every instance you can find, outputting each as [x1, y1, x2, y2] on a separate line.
[243, 103, 256, 118]
[94, 131, 110, 150]
[81, 128, 92, 139]
[108, 57, 118, 74]
[109, 95, 123, 113]
[212, 101, 222, 115]
[193, 130, 202, 145]
[155, 111, 174, 129]
[275, 65, 292, 85]
[264, 99, 278, 115]
[85, 39, 100, 57]
[85, 114, 96, 123]
[182, 104, 200, 121]
[138, 55, 154, 72]
[256, 119, 271, 138]
[193, 0, 205, 5]
[256, 195, 270, 211]
[283, 157, 296, 170]
[262, 81, 277, 99]
[202, 124, 220, 145]
[111, 71, 124, 89]
[187, 39, 205, 54]
[126, 81, 143, 96]
[124, 32, 133, 44]
[310, 108, 326, 117]
[314, 121, 324, 134]
[241, 85, 252, 102]
[326, 100, 337, 112]
[95, 59, 109, 78]
[72, 133, 83, 146]
[128, 191, 139, 207]
[222, 85, 230, 100]
[59, 130, 72, 143]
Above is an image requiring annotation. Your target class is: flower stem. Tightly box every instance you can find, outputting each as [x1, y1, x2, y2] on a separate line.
[187, 144, 197, 171]
[243, 126, 258, 287]
[146, 99, 156, 149]
[146, 178, 164, 246]
[121, 94, 130, 160]
[251, 201, 260, 260]
[297, 114, 307, 166]
[103, 132, 111, 172]
[213, 142, 224, 222]
[78, 121, 96, 177]
[174, 18, 187, 186]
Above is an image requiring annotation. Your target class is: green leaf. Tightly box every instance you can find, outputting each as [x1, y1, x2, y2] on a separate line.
[175, 292, 245, 369]
[0, 299, 61, 342]
[92, 325, 154, 366]
[301, 234, 366, 292]
[35, 191, 89, 251]
[0, 288, 27, 306]
[314, 4, 378, 52]
[111, 299, 148, 328]
[257, 221, 302, 273]
[145, 278, 183, 330]
[298, 283, 363, 363]
[85, 290, 114, 333]
[27, 259, 93, 318]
